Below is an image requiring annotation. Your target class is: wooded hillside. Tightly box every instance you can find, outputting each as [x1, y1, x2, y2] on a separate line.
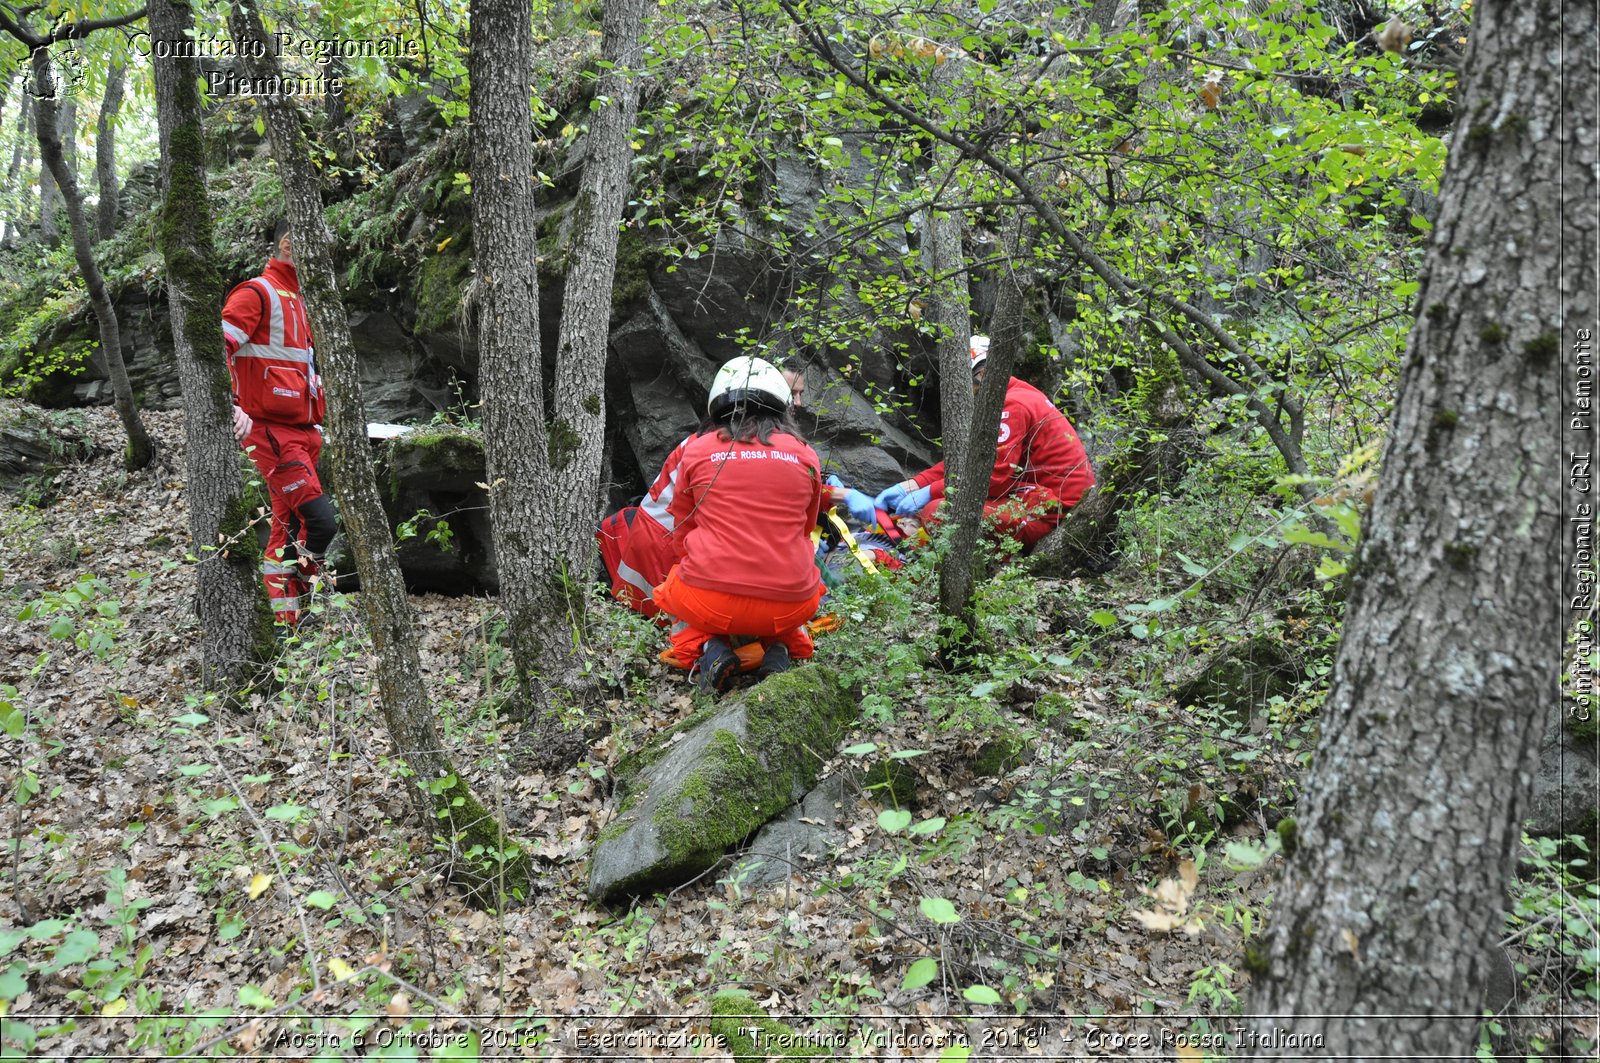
[0, 0, 1592, 1059]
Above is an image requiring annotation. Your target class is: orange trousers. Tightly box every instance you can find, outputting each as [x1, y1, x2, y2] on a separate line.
[653, 566, 822, 670]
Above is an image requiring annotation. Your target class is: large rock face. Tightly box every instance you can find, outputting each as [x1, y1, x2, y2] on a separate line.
[1529, 706, 1600, 838]
[588, 667, 858, 903]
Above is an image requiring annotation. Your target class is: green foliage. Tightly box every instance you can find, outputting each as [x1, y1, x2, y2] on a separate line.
[1505, 834, 1600, 1006]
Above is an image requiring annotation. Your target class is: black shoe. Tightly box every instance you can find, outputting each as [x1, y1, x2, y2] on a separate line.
[753, 642, 792, 680]
[693, 637, 739, 693]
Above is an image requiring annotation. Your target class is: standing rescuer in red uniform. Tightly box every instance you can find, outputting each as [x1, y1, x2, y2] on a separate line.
[653, 356, 828, 692]
[873, 335, 1095, 549]
[223, 219, 335, 627]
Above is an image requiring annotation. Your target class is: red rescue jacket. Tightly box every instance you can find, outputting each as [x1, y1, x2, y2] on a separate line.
[222, 258, 324, 427]
[669, 429, 825, 602]
[913, 377, 1094, 506]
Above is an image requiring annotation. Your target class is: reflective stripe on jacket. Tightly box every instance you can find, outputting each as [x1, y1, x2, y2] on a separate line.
[224, 258, 324, 427]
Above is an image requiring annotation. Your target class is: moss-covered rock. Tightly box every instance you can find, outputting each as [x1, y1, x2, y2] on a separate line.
[709, 991, 830, 1060]
[969, 730, 1029, 777]
[587, 666, 858, 902]
[412, 243, 473, 339]
[1173, 635, 1302, 728]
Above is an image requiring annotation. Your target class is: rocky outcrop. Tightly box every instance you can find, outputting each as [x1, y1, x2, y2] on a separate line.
[587, 667, 858, 903]
[0, 403, 97, 501]
[1173, 636, 1302, 730]
[1529, 705, 1599, 838]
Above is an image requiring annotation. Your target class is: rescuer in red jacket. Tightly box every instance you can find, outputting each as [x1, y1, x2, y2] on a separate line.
[652, 356, 828, 692]
[874, 336, 1094, 550]
[223, 220, 335, 627]
[596, 364, 808, 619]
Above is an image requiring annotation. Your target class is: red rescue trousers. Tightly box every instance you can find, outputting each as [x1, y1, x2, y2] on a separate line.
[653, 566, 823, 669]
[912, 483, 1065, 551]
[243, 422, 329, 626]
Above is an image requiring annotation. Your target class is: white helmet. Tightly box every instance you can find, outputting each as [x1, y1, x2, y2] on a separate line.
[707, 355, 792, 417]
[969, 335, 991, 373]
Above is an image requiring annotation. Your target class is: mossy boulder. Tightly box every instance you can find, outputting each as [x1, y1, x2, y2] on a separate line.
[709, 991, 830, 1060]
[587, 666, 858, 902]
[365, 428, 499, 593]
[966, 725, 1029, 778]
[1173, 635, 1302, 728]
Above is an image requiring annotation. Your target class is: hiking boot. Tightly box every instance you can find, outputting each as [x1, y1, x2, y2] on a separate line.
[753, 642, 792, 680]
[692, 637, 739, 693]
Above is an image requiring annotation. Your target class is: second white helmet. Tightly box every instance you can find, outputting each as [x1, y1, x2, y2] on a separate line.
[969, 335, 991, 373]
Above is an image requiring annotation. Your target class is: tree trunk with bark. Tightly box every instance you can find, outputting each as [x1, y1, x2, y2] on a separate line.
[470, 0, 649, 723]
[1244, 2, 1595, 1056]
[37, 119, 56, 243]
[95, 58, 124, 241]
[30, 50, 154, 470]
[230, 0, 534, 904]
[938, 218, 1027, 628]
[2, 91, 27, 246]
[538, 0, 651, 671]
[467, 0, 554, 714]
[150, 0, 273, 692]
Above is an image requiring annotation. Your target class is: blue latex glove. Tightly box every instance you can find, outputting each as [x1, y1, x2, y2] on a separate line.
[873, 482, 909, 513]
[894, 484, 933, 517]
[843, 489, 877, 525]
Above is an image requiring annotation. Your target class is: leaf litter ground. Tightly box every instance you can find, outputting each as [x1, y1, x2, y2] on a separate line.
[0, 407, 1416, 1059]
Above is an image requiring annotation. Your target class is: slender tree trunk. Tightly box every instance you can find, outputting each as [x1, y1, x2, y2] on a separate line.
[1244, 1, 1594, 1056]
[31, 50, 154, 470]
[150, 0, 272, 691]
[95, 58, 124, 241]
[470, 0, 650, 717]
[3, 94, 28, 247]
[938, 218, 1028, 627]
[922, 63, 972, 485]
[467, 0, 554, 712]
[538, 0, 652, 661]
[37, 107, 56, 243]
[0, 69, 15, 245]
[229, 0, 533, 904]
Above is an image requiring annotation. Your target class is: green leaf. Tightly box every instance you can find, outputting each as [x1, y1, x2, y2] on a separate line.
[909, 816, 947, 836]
[919, 896, 960, 924]
[198, 797, 239, 817]
[377, 1039, 419, 1061]
[25, 919, 66, 939]
[0, 961, 28, 1000]
[888, 748, 927, 760]
[431, 1032, 481, 1061]
[1283, 527, 1351, 551]
[902, 956, 938, 990]
[1089, 609, 1118, 629]
[0, 1016, 37, 1051]
[962, 984, 1002, 1005]
[841, 742, 879, 756]
[1176, 552, 1209, 577]
[265, 804, 308, 821]
[177, 763, 212, 777]
[0, 701, 23, 738]
[877, 808, 912, 832]
[173, 712, 210, 727]
[43, 929, 99, 972]
[305, 891, 338, 910]
[0, 929, 25, 957]
[238, 984, 276, 1009]
[938, 1047, 970, 1063]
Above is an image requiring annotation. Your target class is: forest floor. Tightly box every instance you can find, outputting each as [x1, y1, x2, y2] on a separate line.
[0, 407, 1581, 1060]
